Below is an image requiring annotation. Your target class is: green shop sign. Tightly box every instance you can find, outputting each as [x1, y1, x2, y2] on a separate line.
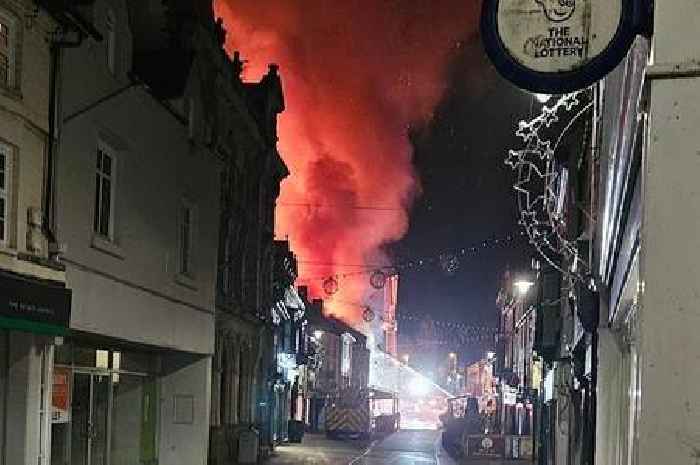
[0, 271, 71, 336]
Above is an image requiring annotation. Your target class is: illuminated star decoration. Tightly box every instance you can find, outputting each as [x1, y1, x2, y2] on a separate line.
[505, 92, 589, 279]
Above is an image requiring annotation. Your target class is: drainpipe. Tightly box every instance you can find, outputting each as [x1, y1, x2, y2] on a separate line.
[45, 35, 83, 254]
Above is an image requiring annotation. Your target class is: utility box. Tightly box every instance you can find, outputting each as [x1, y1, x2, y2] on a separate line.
[238, 429, 259, 465]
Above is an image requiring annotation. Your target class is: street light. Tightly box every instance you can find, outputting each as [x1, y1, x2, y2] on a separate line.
[514, 279, 534, 297]
[449, 352, 457, 359]
[402, 354, 410, 364]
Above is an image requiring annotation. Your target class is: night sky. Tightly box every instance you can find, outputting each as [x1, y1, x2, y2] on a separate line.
[216, 1, 539, 363]
[392, 35, 535, 363]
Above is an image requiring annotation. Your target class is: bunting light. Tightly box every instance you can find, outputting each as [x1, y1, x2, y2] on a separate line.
[297, 230, 530, 287]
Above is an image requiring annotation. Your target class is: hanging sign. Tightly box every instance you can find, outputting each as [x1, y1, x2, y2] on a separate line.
[481, 0, 639, 93]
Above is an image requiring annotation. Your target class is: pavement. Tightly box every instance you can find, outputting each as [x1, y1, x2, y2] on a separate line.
[266, 430, 461, 465]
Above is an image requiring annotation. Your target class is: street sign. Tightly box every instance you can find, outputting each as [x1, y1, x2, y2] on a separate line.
[481, 0, 639, 93]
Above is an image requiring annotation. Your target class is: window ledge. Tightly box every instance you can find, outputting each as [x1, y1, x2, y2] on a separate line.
[0, 85, 22, 101]
[91, 235, 124, 259]
[0, 245, 18, 258]
[175, 272, 198, 291]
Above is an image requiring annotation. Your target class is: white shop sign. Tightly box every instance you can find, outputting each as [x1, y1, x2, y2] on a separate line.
[481, 0, 642, 93]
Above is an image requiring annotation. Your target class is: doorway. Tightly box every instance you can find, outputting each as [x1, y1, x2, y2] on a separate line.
[52, 346, 159, 465]
[71, 372, 110, 465]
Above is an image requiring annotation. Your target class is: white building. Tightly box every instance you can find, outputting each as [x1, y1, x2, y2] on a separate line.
[47, 1, 221, 464]
[0, 2, 84, 464]
[594, 3, 700, 464]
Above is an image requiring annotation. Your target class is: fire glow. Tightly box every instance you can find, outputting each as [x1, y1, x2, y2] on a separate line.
[214, 0, 478, 324]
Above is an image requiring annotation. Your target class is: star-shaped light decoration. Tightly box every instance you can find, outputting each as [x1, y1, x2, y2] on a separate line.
[506, 91, 589, 280]
[505, 149, 526, 169]
[541, 106, 559, 127]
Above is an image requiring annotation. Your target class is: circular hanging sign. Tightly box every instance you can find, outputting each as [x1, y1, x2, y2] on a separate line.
[369, 270, 387, 290]
[362, 307, 376, 323]
[323, 277, 339, 296]
[481, 0, 639, 93]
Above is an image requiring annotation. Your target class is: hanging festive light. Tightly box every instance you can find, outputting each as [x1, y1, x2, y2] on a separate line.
[505, 91, 592, 280]
[322, 276, 339, 296]
[439, 253, 460, 275]
[369, 270, 387, 289]
[298, 230, 528, 285]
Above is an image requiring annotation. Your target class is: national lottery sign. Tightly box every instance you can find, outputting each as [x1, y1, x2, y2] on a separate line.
[481, 0, 642, 93]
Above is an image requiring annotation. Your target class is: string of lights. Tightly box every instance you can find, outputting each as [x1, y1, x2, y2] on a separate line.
[296, 230, 530, 286]
[323, 293, 498, 335]
[278, 202, 401, 212]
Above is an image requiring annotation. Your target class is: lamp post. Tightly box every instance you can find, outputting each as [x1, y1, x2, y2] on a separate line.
[504, 276, 534, 436]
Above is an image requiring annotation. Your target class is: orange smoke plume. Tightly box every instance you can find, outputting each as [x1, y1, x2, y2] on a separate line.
[214, 0, 479, 325]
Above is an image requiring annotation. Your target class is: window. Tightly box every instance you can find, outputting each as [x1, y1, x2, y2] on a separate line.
[179, 201, 194, 275]
[0, 10, 16, 89]
[341, 333, 355, 380]
[0, 144, 9, 244]
[94, 145, 115, 238]
[106, 9, 116, 74]
[0, 17, 9, 86]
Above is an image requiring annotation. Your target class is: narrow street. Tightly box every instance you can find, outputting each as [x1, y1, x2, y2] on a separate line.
[267, 430, 460, 465]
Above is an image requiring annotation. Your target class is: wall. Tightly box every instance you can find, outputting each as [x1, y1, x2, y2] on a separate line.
[636, 74, 700, 465]
[159, 353, 212, 465]
[56, 16, 220, 354]
[0, 0, 63, 281]
[3, 332, 44, 465]
[595, 329, 625, 465]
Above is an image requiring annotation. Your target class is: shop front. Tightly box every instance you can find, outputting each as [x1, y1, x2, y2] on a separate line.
[0, 270, 71, 465]
[51, 344, 159, 465]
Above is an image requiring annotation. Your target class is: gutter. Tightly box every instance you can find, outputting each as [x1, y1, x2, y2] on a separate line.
[45, 33, 86, 250]
[45, 6, 102, 255]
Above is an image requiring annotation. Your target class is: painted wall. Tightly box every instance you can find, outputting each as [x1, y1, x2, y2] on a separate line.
[637, 75, 700, 465]
[3, 332, 45, 465]
[0, 0, 63, 281]
[55, 0, 219, 355]
[159, 353, 212, 465]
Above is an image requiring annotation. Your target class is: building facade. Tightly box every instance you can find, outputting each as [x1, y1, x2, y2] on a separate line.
[501, 4, 700, 463]
[0, 2, 93, 464]
[305, 300, 370, 432]
[48, 1, 224, 464]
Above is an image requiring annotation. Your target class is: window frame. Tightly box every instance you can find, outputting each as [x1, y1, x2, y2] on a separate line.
[0, 142, 12, 247]
[93, 141, 117, 241]
[0, 9, 16, 89]
[178, 199, 196, 278]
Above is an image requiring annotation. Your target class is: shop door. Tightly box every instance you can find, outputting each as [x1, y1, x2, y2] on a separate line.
[71, 373, 109, 465]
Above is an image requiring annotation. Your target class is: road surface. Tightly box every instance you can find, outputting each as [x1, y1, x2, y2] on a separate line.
[267, 430, 458, 465]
